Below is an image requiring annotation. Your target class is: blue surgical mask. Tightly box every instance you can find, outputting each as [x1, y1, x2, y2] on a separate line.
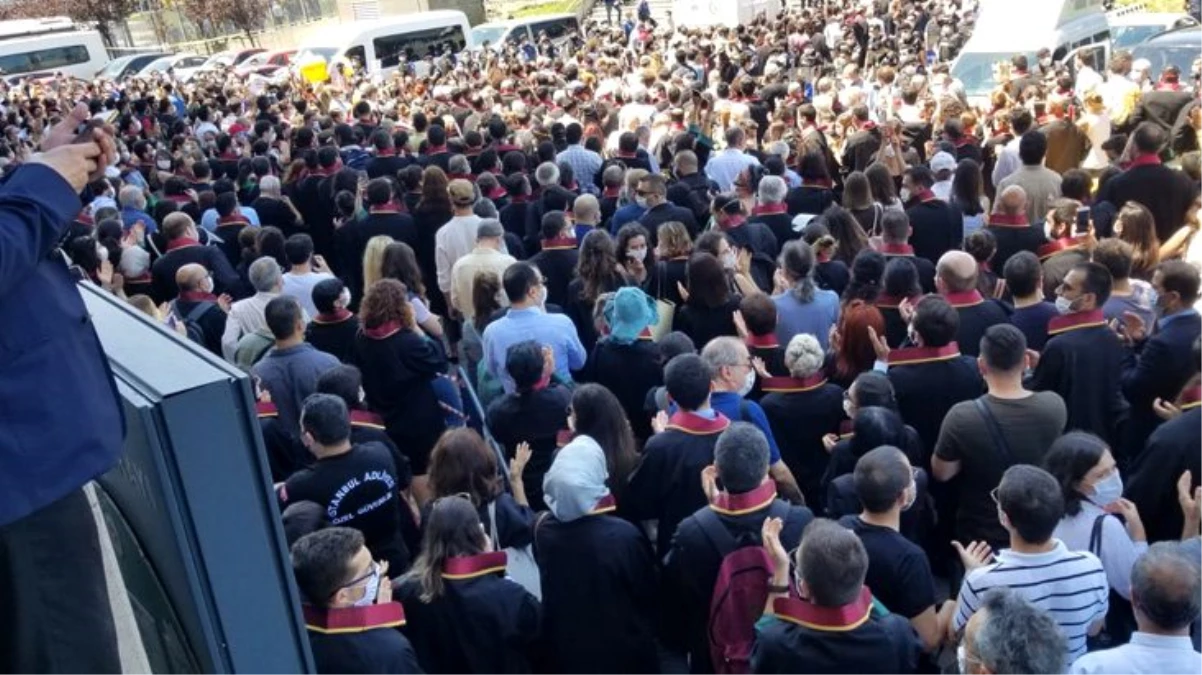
[1090, 471, 1123, 507]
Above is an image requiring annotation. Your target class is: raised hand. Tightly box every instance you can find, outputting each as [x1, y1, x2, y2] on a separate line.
[951, 540, 994, 572]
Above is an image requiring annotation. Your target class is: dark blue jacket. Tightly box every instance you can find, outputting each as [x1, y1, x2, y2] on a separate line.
[1121, 310, 1202, 457]
[0, 164, 124, 526]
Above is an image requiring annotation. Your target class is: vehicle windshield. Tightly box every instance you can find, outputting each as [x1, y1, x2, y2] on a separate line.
[143, 58, 172, 73]
[1131, 40, 1201, 79]
[471, 25, 509, 46]
[952, 51, 1035, 97]
[1111, 24, 1170, 49]
[296, 47, 337, 64]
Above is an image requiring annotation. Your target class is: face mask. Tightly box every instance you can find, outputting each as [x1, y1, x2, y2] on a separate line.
[899, 187, 911, 202]
[1090, 471, 1123, 507]
[738, 369, 756, 397]
[352, 562, 382, 607]
[1054, 295, 1076, 315]
[956, 645, 969, 674]
[1040, 57, 1052, 67]
[901, 480, 917, 511]
[635, 195, 649, 209]
[157, 159, 172, 170]
[536, 285, 548, 309]
[843, 398, 854, 418]
[906, 326, 919, 346]
[628, 246, 647, 261]
[721, 250, 737, 270]
[339, 289, 352, 308]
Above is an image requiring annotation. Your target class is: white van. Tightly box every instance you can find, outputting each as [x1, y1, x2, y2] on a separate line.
[951, 0, 1112, 103]
[471, 13, 581, 50]
[296, 10, 473, 75]
[0, 17, 107, 82]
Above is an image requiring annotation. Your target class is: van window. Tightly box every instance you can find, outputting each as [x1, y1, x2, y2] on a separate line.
[529, 18, 577, 41]
[372, 25, 466, 69]
[0, 44, 90, 75]
[345, 45, 366, 68]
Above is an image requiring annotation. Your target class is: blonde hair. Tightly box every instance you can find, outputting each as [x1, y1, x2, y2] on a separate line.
[362, 235, 393, 292]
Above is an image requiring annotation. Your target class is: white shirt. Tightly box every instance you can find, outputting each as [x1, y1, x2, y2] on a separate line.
[450, 246, 517, 319]
[990, 134, 1024, 194]
[1053, 500, 1148, 600]
[1075, 66, 1104, 98]
[705, 148, 761, 193]
[1071, 633, 1202, 674]
[434, 214, 482, 294]
[932, 179, 953, 202]
[222, 291, 312, 362]
[280, 269, 335, 318]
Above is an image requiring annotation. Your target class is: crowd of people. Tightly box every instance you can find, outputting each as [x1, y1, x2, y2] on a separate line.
[2, 0, 1201, 671]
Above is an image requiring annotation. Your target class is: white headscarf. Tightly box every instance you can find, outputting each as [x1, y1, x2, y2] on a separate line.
[543, 434, 611, 523]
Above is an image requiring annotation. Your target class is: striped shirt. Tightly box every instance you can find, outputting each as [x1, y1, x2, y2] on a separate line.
[953, 540, 1108, 665]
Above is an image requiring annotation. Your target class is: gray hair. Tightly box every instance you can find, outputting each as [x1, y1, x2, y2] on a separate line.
[767, 140, 791, 161]
[714, 422, 770, 493]
[779, 240, 816, 303]
[700, 336, 747, 372]
[798, 519, 868, 607]
[758, 175, 787, 204]
[449, 154, 471, 175]
[971, 588, 1066, 675]
[473, 199, 499, 219]
[535, 161, 560, 187]
[119, 184, 146, 210]
[1131, 541, 1202, 632]
[259, 175, 282, 197]
[784, 333, 824, 378]
[249, 256, 282, 293]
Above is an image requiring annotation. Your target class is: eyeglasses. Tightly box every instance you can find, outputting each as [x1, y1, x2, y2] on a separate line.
[989, 487, 1000, 506]
[334, 560, 380, 597]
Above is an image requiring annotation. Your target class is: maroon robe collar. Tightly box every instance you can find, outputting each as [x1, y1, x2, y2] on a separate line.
[771, 586, 873, 632]
[349, 409, 385, 429]
[710, 480, 777, 515]
[442, 551, 507, 580]
[218, 215, 250, 227]
[166, 237, 201, 252]
[303, 602, 406, 634]
[1124, 153, 1163, 169]
[256, 401, 278, 418]
[362, 320, 402, 339]
[908, 188, 936, 205]
[1037, 236, 1087, 260]
[601, 186, 621, 199]
[718, 214, 748, 231]
[1180, 384, 1201, 410]
[988, 213, 1029, 228]
[314, 309, 353, 325]
[541, 236, 577, 250]
[745, 333, 779, 349]
[753, 203, 787, 216]
[760, 373, 829, 393]
[878, 242, 914, 256]
[487, 185, 508, 200]
[1047, 309, 1106, 336]
[666, 410, 731, 435]
[943, 289, 983, 308]
[887, 343, 961, 366]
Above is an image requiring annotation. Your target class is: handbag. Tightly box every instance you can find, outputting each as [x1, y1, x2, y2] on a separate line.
[487, 500, 542, 600]
[650, 260, 675, 341]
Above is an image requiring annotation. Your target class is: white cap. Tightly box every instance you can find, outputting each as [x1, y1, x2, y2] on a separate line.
[930, 151, 956, 175]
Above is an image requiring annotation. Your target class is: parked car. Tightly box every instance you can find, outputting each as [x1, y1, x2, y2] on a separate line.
[135, 53, 208, 80]
[233, 49, 295, 77]
[95, 51, 171, 80]
[202, 47, 266, 71]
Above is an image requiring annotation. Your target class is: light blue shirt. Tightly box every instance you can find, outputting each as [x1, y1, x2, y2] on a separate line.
[1071, 633, 1201, 674]
[557, 144, 604, 188]
[705, 148, 761, 193]
[772, 287, 840, 350]
[201, 205, 261, 232]
[482, 306, 587, 393]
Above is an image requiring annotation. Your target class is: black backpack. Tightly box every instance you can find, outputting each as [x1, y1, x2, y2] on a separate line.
[173, 301, 214, 347]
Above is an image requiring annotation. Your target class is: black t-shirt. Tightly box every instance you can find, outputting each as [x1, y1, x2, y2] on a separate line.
[841, 516, 936, 619]
[282, 442, 408, 569]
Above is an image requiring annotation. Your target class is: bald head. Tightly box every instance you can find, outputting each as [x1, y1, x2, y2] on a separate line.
[998, 186, 1027, 217]
[176, 263, 210, 293]
[937, 250, 979, 293]
[573, 194, 600, 224]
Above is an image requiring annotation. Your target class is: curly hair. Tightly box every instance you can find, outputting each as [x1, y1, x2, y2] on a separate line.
[576, 229, 623, 303]
[359, 278, 415, 330]
[784, 333, 825, 379]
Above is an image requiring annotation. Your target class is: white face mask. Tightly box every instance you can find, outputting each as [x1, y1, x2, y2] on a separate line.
[721, 250, 737, 270]
[1090, 471, 1123, 507]
[157, 159, 172, 170]
[1054, 295, 1075, 315]
[899, 187, 911, 202]
[339, 289, 352, 309]
[737, 369, 756, 397]
[352, 562, 382, 607]
[956, 645, 970, 674]
[635, 195, 649, 209]
[536, 284, 548, 309]
[901, 480, 917, 511]
[843, 398, 854, 418]
[628, 246, 648, 261]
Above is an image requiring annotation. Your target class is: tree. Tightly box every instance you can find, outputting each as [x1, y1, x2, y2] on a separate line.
[183, 0, 266, 45]
[0, 0, 136, 46]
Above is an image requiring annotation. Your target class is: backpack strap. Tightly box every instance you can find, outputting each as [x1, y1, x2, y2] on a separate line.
[973, 397, 1012, 465]
[1089, 514, 1106, 557]
[182, 301, 214, 323]
[696, 507, 739, 558]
